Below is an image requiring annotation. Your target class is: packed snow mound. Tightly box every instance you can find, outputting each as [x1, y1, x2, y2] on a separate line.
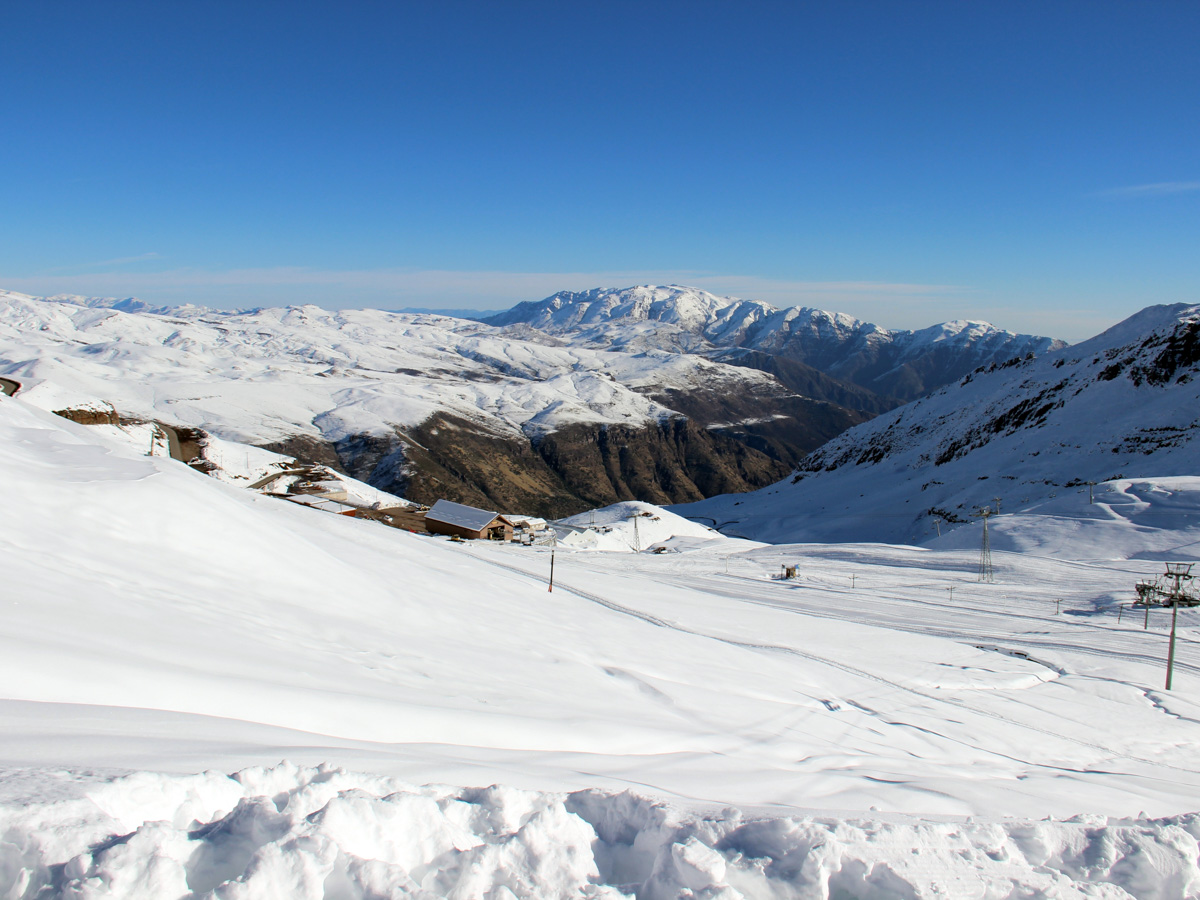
[554, 501, 752, 552]
[2, 762, 1198, 900]
[678, 303, 1200, 545]
[0, 290, 779, 445]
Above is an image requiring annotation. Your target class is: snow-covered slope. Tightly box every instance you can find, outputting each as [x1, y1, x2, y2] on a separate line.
[930, 476, 1200, 561]
[5, 390, 1200, 896]
[677, 303, 1200, 545]
[486, 284, 1066, 400]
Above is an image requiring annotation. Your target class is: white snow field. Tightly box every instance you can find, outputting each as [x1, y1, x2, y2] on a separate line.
[3, 393, 1200, 897]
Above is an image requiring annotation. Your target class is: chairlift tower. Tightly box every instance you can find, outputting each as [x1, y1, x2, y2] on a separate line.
[1164, 562, 1194, 603]
[1131, 562, 1198, 690]
[972, 506, 994, 583]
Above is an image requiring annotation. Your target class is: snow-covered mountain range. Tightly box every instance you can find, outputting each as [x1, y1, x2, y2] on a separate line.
[1, 289, 878, 515]
[677, 302, 1200, 545]
[485, 284, 1066, 402]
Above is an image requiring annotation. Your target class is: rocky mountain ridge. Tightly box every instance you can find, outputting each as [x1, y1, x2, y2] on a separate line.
[485, 285, 1067, 402]
[675, 303, 1200, 544]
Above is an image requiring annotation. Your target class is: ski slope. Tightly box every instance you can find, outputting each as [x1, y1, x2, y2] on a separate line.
[3, 392, 1200, 896]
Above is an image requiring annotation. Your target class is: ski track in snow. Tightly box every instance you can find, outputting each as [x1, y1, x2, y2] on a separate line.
[453, 546, 1197, 779]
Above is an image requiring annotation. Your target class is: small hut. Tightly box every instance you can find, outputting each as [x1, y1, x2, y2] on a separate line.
[425, 499, 515, 541]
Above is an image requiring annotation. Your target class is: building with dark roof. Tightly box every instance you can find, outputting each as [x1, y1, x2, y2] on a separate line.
[424, 499, 515, 541]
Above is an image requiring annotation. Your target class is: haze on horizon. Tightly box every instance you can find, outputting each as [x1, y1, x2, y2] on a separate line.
[2, 1, 1197, 343]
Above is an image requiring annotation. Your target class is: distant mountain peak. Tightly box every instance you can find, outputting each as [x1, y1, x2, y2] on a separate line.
[485, 285, 1065, 402]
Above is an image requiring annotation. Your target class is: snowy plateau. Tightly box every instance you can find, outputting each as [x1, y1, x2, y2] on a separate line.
[1, 289, 1200, 898]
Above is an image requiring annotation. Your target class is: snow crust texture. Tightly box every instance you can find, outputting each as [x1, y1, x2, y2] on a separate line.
[3, 763, 1198, 900]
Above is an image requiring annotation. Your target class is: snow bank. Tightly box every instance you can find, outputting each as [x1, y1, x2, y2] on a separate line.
[1, 762, 1197, 899]
[556, 501, 729, 552]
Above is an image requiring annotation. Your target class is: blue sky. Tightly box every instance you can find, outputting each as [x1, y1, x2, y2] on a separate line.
[2, 1, 1197, 340]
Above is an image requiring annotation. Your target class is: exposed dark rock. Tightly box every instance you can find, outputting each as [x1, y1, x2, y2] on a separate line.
[709, 349, 902, 415]
[1129, 320, 1200, 386]
[260, 435, 349, 474]
[645, 386, 871, 470]
[258, 412, 793, 519]
[53, 406, 121, 426]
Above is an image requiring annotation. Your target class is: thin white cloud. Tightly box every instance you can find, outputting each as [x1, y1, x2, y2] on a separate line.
[93, 252, 162, 267]
[1094, 181, 1200, 199]
[43, 252, 163, 274]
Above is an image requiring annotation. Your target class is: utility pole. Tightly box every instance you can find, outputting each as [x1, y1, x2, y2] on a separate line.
[972, 507, 994, 583]
[993, 496, 1002, 515]
[932, 517, 942, 538]
[947, 586, 954, 602]
[1087, 481, 1097, 504]
[1135, 580, 1157, 630]
[632, 514, 640, 553]
[1163, 563, 1194, 690]
[1167, 603, 1179, 690]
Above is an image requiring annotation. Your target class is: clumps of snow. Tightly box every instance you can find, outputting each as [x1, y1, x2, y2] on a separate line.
[555, 501, 734, 552]
[1, 762, 1197, 899]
